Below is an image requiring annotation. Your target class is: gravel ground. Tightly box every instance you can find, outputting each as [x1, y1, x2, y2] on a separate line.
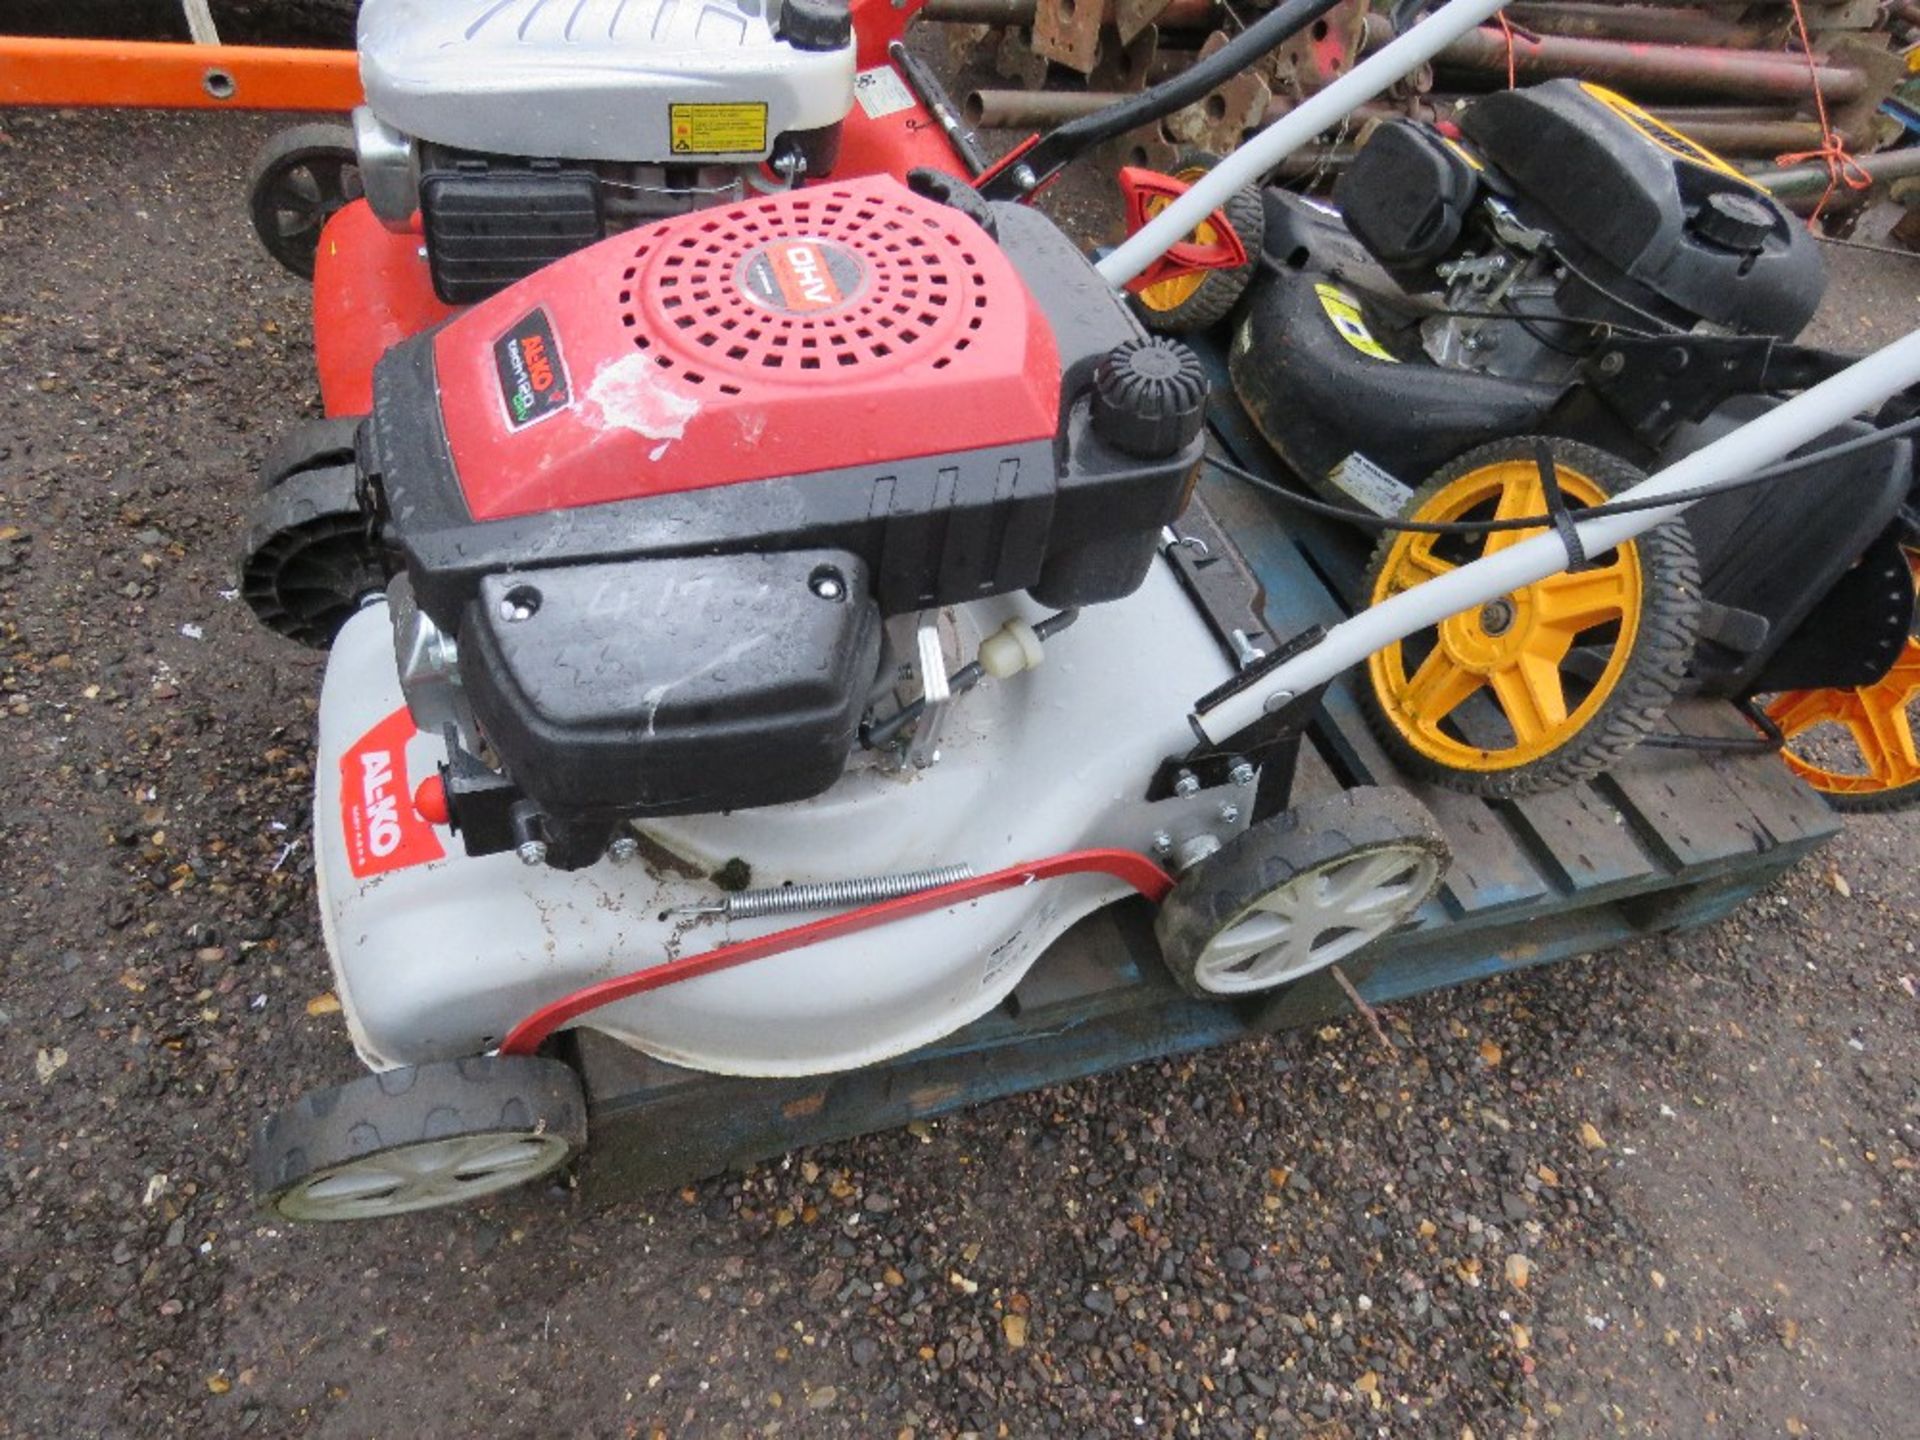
[2, 98, 1918, 1440]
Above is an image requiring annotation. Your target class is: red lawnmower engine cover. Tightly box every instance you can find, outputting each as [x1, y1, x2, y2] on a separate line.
[437, 178, 1061, 519]
[362, 174, 1208, 862]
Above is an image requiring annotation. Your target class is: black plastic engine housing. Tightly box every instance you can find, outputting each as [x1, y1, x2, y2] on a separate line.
[461, 551, 882, 821]
[1457, 80, 1823, 337]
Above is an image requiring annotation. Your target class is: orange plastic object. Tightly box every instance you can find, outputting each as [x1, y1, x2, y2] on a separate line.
[312, 201, 455, 418]
[1767, 548, 1920, 805]
[1116, 166, 1249, 297]
[0, 37, 361, 111]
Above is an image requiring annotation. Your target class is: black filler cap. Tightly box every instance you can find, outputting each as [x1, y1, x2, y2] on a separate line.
[1690, 190, 1777, 252]
[780, 0, 853, 51]
[1091, 337, 1208, 459]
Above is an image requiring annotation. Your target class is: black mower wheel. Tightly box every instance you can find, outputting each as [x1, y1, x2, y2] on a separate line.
[1361, 438, 1701, 798]
[247, 122, 361, 280]
[1154, 787, 1449, 998]
[259, 415, 361, 494]
[1129, 150, 1265, 336]
[252, 1055, 588, 1222]
[239, 462, 385, 648]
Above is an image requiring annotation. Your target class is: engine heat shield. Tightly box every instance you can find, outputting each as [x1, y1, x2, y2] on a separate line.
[432, 176, 1063, 522]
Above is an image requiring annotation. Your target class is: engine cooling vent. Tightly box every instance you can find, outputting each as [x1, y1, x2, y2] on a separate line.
[617, 179, 998, 395]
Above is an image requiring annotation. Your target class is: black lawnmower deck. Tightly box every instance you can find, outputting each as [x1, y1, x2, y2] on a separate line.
[570, 425, 1841, 1201]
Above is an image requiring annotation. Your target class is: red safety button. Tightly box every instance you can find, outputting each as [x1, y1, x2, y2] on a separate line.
[413, 774, 450, 827]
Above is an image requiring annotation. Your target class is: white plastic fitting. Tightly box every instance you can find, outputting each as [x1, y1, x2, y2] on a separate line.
[978, 618, 1046, 678]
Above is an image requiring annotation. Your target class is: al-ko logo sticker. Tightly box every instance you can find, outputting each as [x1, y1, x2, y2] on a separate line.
[737, 238, 866, 316]
[494, 307, 572, 429]
[339, 707, 445, 879]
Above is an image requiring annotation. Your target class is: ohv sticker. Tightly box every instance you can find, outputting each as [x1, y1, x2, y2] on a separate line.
[339, 707, 445, 878]
[737, 238, 866, 315]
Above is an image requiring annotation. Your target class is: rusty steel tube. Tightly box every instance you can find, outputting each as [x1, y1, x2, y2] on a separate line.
[1436, 26, 1865, 102]
[1504, 2, 1777, 49]
[965, 87, 1127, 127]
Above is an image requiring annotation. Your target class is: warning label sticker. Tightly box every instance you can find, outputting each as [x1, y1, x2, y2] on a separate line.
[854, 66, 916, 120]
[669, 101, 769, 155]
[1314, 283, 1398, 363]
[1329, 452, 1414, 519]
[339, 707, 444, 880]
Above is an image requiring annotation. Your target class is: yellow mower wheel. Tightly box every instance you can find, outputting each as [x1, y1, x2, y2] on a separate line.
[1362, 438, 1700, 797]
[1766, 548, 1920, 812]
[1130, 151, 1264, 335]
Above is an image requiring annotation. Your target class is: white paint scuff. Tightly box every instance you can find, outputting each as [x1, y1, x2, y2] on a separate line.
[585, 353, 702, 459]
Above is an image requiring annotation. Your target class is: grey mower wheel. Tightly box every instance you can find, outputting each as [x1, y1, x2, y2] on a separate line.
[252, 1055, 588, 1222]
[1154, 787, 1449, 998]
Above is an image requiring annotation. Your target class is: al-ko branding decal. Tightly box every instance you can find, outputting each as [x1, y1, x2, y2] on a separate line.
[339, 707, 445, 879]
[494, 307, 572, 429]
[737, 237, 866, 316]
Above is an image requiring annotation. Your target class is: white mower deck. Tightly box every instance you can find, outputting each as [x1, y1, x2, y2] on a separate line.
[572, 459, 1839, 1199]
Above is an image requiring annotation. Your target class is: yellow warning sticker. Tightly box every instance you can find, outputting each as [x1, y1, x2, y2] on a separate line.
[1314, 284, 1397, 363]
[668, 102, 769, 156]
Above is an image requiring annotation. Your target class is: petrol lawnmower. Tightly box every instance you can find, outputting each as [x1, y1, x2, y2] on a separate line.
[1122, 78, 1920, 804]
[239, 0, 1920, 1218]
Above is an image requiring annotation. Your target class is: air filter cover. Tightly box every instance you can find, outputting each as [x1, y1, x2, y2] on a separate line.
[432, 176, 1063, 522]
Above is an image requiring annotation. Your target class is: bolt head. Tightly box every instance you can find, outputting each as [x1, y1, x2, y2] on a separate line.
[1151, 831, 1174, 856]
[1227, 761, 1255, 787]
[516, 840, 547, 867]
[811, 574, 845, 601]
[1218, 803, 1240, 824]
[1173, 771, 1201, 798]
[608, 836, 639, 863]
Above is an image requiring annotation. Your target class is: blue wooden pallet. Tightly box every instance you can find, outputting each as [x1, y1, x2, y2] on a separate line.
[576, 429, 1839, 1198]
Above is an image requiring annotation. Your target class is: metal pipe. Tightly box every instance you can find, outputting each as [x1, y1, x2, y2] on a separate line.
[1751, 144, 1920, 196]
[965, 87, 1126, 127]
[1195, 329, 1920, 743]
[1504, 2, 1777, 49]
[1435, 26, 1866, 102]
[1098, 0, 1514, 287]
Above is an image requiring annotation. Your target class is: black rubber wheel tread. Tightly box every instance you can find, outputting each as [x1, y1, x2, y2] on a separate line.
[247, 122, 360, 280]
[239, 464, 385, 648]
[251, 1055, 588, 1220]
[1361, 437, 1702, 799]
[1153, 786, 1450, 999]
[260, 416, 362, 494]
[1130, 149, 1266, 336]
[1820, 776, 1920, 813]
